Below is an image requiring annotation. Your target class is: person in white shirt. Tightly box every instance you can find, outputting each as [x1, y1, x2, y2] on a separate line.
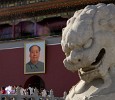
[19, 85, 25, 95]
[41, 89, 47, 97]
[27, 84, 34, 95]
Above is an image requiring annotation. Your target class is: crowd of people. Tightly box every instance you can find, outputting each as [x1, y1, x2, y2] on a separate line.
[0, 84, 48, 97]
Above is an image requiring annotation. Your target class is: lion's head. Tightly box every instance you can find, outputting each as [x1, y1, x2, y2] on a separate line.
[61, 3, 115, 82]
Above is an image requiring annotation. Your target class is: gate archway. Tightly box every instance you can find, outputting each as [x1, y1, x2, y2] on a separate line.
[24, 75, 45, 91]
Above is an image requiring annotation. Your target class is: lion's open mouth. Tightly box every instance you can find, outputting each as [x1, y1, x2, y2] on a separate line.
[81, 48, 105, 72]
[91, 48, 105, 66]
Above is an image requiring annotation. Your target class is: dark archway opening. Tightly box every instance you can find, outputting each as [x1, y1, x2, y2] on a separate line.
[24, 75, 45, 91]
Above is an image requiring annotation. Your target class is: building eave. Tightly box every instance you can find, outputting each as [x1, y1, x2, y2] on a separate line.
[0, 0, 114, 22]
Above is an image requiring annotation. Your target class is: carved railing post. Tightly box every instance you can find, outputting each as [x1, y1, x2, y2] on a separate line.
[33, 88, 40, 100]
[16, 86, 20, 95]
[0, 92, 1, 100]
[49, 89, 54, 100]
[34, 88, 38, 96]
[16, 86, 22, 100]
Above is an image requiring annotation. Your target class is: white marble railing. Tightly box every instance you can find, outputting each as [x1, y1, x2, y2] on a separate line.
[0, 88, 67, 100]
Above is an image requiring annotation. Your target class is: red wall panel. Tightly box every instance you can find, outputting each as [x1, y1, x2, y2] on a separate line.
[0, 44, 79, 96]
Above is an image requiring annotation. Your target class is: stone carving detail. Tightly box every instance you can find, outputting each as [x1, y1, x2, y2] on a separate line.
[61, 3, 115, 100]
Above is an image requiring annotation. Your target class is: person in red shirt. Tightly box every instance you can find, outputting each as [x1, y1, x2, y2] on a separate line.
[1, 86, 6, 94]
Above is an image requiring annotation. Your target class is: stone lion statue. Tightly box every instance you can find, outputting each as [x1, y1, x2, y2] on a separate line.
[61, 3, 115, 100]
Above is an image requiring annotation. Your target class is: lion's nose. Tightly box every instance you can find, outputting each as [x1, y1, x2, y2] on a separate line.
[70, 50, 83, 63]
[78, 59, 81, 62]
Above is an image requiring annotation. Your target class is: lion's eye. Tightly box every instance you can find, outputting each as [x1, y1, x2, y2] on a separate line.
[83, 38, 93, 49]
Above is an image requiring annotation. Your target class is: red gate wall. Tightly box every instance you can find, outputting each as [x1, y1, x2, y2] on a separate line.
[0, 44, 79, 96]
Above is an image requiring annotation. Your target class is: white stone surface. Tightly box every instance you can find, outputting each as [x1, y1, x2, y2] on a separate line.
[61, 3, 115, 100]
